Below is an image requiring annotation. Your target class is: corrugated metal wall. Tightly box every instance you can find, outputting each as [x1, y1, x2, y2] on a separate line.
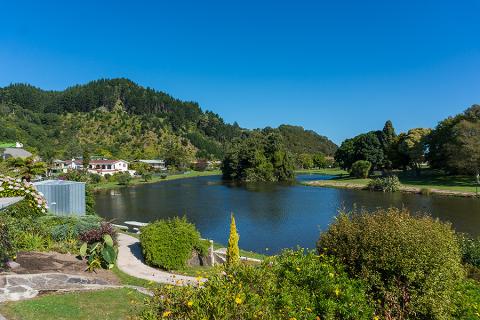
[34, 180, 86, 216]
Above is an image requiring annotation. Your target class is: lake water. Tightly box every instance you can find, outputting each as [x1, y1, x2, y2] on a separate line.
[95, 174, 480, 254]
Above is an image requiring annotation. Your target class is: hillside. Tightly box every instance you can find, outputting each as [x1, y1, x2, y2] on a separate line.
[0, 79, 337, 162]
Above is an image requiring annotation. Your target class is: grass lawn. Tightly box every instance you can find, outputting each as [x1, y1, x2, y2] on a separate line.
[326, 169, 479, 193]
[0, 288, 146, 320]
[93, 170, 221, 191]
[295, 168, 348, 175]
[112, 265, 157, 288]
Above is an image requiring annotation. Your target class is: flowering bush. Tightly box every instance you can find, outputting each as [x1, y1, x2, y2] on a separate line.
[0, 175, 48, 216]
[317, 208, 464, 319]
[141, 250, 374, 320]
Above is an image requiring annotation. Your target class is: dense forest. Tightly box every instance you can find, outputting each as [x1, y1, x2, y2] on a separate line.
[0, 79, 337, 164]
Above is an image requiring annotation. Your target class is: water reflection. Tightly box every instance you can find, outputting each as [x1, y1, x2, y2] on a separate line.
[95, 174, 480, 254]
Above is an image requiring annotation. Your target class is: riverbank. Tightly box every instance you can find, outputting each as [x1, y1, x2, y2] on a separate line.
[304, 170, 479, 198]
[92, 170, 221, 191]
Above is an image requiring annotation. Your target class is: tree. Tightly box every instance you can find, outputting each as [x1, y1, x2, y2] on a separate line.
[398, 128, 431, 175]
[312, 153, 327, 168]
[297, 153, 314, 169]
[7, 157, 47, 181]
[445, 120, 480, 176]
[226, 213, 240, 267]
[350, 160, 371, 178]
[82, 150, 91, 170]
[221, 131, 294, 182]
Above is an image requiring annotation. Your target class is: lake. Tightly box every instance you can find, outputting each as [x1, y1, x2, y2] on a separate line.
[95, 174, 480, 254]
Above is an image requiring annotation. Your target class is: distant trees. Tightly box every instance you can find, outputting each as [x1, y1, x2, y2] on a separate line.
[428, 105, 480, 175]
[335, 105, 480, 178]
[398, 128, 431, 175]
[221, 131, 295, 182]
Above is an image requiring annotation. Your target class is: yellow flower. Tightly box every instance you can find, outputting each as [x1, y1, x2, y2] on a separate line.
[196, 276, 202, 282]
[373, 316, 380, 320]
[296, 267, 301, 272]
[235, 297, 243, 304]
[289, 318, 297, 320]
[306, 307, 312, 312]
[162, 310, 172, 317]
[187, 301, 193, 307]
[329, 272, 334, 278]
[335, 288, 340, 296]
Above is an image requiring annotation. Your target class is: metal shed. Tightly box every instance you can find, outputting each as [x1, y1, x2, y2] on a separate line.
[33, 180, 86, 216]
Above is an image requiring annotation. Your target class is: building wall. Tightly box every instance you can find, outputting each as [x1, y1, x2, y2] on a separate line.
[34, 181, 86, 216]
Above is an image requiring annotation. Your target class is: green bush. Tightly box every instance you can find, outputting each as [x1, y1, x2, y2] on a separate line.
[141, 250, 374, 320]
[140, 217, 207, 270]
[452, 280, 480, 320]
[350, 160, 371, 178]
[114, 172, 131, 185]
[0, 175, 48, 216]
[367, 175, 401, 192]
[420, 187, 432, 196]
[459, 234, 480, 268]
[317, 208, 464, 319]
[1, 200, 42, 218]
[0, 219, 13, 268]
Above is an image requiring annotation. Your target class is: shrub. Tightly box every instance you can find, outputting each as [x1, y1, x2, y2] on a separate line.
[140, 217, 207, 270]
[79, 233, 117, 271]
[141, 249, 374, 320]
[317, 208, 464, 319]
[367, 175, 401, 192]
[226, 213, 240, 267]
[114, 172, 131, 185]
[46, 216, 102, 242]
[89, 173, 102, 184]
[420, 187, 432, 196]
[350, 160, 371, 178]
[459, 234, 480, 268]
[104, 173, 112, 181]
[78, 222, 116, 244]
[0, 175, 48, 216]
[452, 280, 480, 320]
[0, 219, 13, 267]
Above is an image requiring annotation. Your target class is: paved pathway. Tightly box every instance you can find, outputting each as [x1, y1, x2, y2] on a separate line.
[117, 233, 203, 286]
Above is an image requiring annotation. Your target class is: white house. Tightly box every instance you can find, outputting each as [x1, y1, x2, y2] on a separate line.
[86, 159, 130, 176]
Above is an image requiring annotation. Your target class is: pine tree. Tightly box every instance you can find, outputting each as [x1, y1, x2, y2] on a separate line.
[226, 213, 240, 267]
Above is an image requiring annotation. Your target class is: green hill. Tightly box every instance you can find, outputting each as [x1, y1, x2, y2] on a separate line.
[0, 79, 336, 162]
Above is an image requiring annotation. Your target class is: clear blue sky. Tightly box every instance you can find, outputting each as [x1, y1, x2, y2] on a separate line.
[1, 0, 479, 143]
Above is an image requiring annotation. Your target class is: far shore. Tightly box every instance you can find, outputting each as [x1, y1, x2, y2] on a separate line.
[93, 170, 221, 191]
[300, 168, 479, 198]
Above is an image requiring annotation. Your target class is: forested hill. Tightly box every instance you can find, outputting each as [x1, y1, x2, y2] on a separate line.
[0, 78, 337, 162]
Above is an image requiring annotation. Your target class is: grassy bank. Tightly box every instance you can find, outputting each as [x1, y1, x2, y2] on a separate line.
[305, 169, 479, 196]
[0, 288, 146, 320]
[93, 170, 221, 191]
[295, 168, 348, 175]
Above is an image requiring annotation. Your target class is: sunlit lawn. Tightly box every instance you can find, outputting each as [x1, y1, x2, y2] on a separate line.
[0, 288, 146, 320]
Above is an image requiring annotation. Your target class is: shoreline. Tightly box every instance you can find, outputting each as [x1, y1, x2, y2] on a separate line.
[93, 170, 221, 191]
[303, 180, 479, 198]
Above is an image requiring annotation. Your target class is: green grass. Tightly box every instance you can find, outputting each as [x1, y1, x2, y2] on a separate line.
[317, 169, 479, 193]
[112, 265, 157, 288]
[93, 170, 221, 191]
[295, 168, 348, 175]
[0, 288, 146, 320]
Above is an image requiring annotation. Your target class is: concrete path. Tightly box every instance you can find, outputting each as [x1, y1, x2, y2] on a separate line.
[117, 233, 203, 286]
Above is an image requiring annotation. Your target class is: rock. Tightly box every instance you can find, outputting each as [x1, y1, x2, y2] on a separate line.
[6, 260, 20, 269]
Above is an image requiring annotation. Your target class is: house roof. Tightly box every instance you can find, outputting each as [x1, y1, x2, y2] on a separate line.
[138, 159, 165, 164]
[2, 148, 32, 159]
[90, 159, 128, 165]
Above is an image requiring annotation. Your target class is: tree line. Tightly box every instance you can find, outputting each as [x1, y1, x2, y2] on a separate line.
[335, 105, 480, 177]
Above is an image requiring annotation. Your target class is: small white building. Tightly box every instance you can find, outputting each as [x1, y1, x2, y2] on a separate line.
[138, 159, 167, 171]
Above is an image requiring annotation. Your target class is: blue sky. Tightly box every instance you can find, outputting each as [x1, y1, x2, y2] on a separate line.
[0, 0, 479, 144]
